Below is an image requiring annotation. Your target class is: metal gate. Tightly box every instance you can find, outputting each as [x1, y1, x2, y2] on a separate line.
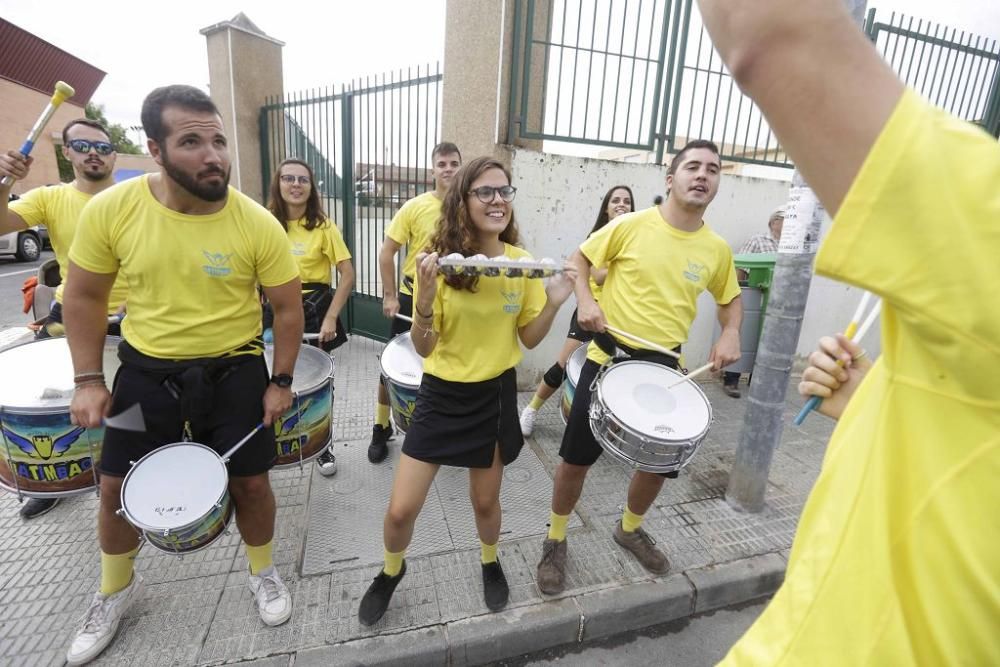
[259, 65, 443, 340]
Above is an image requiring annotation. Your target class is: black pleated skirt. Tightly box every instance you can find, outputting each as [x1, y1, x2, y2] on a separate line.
[401, 367, 523, 468]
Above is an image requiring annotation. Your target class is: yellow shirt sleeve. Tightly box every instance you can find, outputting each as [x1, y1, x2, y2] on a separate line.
[325, 222, 352, 265]
[706, 240, 741, 305]
[385, 200, 413, 246]
[8, 188, 45, 229]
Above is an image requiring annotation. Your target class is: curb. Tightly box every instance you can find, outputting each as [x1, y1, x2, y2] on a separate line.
[274, 552, 786, 666]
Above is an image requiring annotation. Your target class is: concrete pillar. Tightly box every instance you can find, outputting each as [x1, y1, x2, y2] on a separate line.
[200, 13, 284, 203]
[442, 0, 547, 164]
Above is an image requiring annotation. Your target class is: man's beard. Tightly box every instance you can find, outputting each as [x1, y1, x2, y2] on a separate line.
[80, 168, 109, 182]
[161, 150, 230, 202]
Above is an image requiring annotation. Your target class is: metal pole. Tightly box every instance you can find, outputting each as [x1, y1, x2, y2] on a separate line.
[725, 0, 868, 513]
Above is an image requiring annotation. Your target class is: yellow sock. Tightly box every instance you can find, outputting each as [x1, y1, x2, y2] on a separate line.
[547, 511, 570, 542]
[246, 541, 273, 575]
[375, 402, 391, 428]
[622, 506, 644, 533]
[100, 548, 138, 595]
[480, 541, 498, 564]
[383, 548, 405, 577]
[529, 394, 545, 410]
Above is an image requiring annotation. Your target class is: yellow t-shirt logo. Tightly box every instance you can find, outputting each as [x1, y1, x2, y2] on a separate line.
[501, 289, 522, 314]
[202, 251, 234, 277]
[683, 259, 707, 283]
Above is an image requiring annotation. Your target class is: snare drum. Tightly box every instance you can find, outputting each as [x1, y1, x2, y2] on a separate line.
[560, 344, 588, 424]
[119, 442, 232, 555]
[380, 333, 423, 432]
[265, 344, 334, 468]
[0, 336, 121, 498]
[588, 360, 712, 473]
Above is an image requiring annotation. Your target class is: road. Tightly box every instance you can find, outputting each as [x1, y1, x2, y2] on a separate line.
[0, 249, 53, 330]
[495, 599, 769, 667]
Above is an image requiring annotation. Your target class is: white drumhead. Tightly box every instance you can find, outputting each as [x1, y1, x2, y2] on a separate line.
[599, 362, 710, 440]
[381, 333, 423, 388]
[566, 344, 587, 385]
[122, 443, 227, 530]
[265, 344, 334, 393]
[0, 336, 121, 408]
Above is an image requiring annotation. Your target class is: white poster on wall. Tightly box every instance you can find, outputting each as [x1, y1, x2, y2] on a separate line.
[778, 186, 826, 254]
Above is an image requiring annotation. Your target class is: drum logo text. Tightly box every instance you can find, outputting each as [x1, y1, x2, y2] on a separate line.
[155, 505, 188, 517]
[16, 456, 93, 482]
[654, 424, 675, 434]
[201, 251, 233, 277]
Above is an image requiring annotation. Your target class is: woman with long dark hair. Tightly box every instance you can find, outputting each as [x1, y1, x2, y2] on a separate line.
[265, 158, 355, 475]
[358, 157, 576, 625]
[518, 184, 634, 436]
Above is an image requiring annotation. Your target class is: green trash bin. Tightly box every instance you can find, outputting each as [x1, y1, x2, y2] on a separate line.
[716, 253, 778, 374]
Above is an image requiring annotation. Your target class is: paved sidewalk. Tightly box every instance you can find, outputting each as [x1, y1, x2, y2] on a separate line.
[0, 334, 833, 666]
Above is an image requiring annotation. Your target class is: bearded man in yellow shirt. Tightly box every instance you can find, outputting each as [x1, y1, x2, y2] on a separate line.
[0, 118, 130, 520]
[536, 139, 744, 594]
[698, 0, 1000, 664]
[62, 85, 304, 666]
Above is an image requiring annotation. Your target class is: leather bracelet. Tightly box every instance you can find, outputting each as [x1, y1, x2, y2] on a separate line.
[74, 371, 105, 381]
[415, 305, 433, 319]
[74, 379, 106, 390]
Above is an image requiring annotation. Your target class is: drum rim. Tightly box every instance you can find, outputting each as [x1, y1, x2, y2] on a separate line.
[119, 441, 229, 533]
[566, 343, 588, 379]
[381, 333, 423, 388]
[265, 344, 334, 394]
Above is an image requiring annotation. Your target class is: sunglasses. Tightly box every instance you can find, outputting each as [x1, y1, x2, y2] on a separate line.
[280, 174, 311, 185]
[469, 185, 517, 204]
[67, 139, 114, 156]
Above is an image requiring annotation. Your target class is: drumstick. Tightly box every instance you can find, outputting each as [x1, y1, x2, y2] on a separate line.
[302, 333, 321, 341]
[221, 422, 265, 462]
[2, 81, 76, 187]
[666, 362, 714, 389]
[395, 313, 414, 323]
[793, 297, 882, 425]
[604, 325, 681, 359]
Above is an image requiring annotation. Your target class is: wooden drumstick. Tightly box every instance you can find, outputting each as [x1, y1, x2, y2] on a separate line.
[395, 313, 414, 323]
[666, 362, 714, 389]
[604, 325, 682, 359]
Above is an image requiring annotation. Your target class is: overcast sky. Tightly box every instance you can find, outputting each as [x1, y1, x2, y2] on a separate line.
[1, 0, 997, 134]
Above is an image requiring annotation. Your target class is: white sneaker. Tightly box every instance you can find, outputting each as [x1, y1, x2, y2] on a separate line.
[248, 566, 292, 626]
[520, 406, 538, 437]
[66, 573, 144, 665]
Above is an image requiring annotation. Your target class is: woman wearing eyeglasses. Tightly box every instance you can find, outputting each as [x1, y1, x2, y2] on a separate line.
[358, 157, 577, 625]
[265, 158, 355, 475]
[518, 184, 635, 436]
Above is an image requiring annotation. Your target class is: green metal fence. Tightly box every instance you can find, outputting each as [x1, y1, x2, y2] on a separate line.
[508, 0, 1000, 167]
[865, 9, 1000, 137]
[260, 66, 443, 340]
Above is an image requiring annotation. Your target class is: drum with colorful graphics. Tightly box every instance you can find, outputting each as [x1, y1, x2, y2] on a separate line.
[0, 336, 121, 498]
[560, 344, 588, 424]
[380, 332, 423, 433]
[119, 442, 232, 554]
[265, 344, 334, 468]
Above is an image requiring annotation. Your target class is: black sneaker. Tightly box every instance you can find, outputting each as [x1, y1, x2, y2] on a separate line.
[358, 560, 406, 626]
[367, 423, 393, 464]
[20, 497, 59, 520]
[315, 448, 338, 477]
[481, 560, 509, 612]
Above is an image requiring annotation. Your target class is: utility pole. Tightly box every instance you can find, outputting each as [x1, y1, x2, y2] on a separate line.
[726, 0, 869, 512]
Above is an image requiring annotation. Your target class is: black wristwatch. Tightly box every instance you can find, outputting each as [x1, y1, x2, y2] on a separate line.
[270, 373, 293, 388]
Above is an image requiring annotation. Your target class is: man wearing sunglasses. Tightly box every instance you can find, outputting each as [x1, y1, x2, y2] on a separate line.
[0, 118, 129, 521]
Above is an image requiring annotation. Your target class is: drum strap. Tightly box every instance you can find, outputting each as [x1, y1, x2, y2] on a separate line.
[117, 341, 256, 420]
[613, 341, 682, 370]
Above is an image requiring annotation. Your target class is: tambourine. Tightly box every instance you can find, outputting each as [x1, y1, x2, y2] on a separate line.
[437, 254, 561, 278]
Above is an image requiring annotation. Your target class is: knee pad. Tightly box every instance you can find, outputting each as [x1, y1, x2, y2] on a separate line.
[543, 362, 565, 389]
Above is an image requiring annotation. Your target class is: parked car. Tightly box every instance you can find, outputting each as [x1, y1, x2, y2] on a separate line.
[0, 193, 43, 262]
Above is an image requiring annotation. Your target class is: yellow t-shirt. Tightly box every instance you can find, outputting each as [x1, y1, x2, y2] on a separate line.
[285, 217, 352, 287]
[385, 191, 442, 295]
[417, 244, 547, 382]
[722, 91, 1000, 665]
[581, 206, 740, 364]
[70, 175, 300, 359]
[11, 184, 128, 313]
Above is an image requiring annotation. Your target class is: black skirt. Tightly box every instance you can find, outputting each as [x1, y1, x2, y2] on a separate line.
[401, 367, 523, 468]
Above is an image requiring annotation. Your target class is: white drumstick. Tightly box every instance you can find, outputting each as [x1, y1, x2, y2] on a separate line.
[395, 313, 414, 323]
[604, 325, 682, 359]
[666, 362, 713, 389]
[302, 333, 321, 341]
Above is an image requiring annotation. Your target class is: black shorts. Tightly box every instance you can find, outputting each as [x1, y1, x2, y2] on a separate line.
[390, 290, 414, 338]
[100, 354, 276, 478]
[559, 357, 680, 478]
[402, 368, 522, 468]
[565, 309, 594, 343]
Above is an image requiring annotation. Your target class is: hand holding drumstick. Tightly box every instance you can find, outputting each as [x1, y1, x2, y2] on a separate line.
[798, 334, 873, 421]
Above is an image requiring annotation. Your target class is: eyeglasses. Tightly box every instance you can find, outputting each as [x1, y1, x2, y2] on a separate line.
[67, 139, 114, 156]
[280, 174, 311, 186]
[469, 185, 517, 203]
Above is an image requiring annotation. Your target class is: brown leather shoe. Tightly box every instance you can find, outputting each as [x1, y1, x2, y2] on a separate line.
[536, 538, 568, 595]
[722, 383, 741, 398]
[613, 521, 669, 574]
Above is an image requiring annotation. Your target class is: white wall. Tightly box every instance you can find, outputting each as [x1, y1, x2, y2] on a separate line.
[510, 148, 879, 388]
